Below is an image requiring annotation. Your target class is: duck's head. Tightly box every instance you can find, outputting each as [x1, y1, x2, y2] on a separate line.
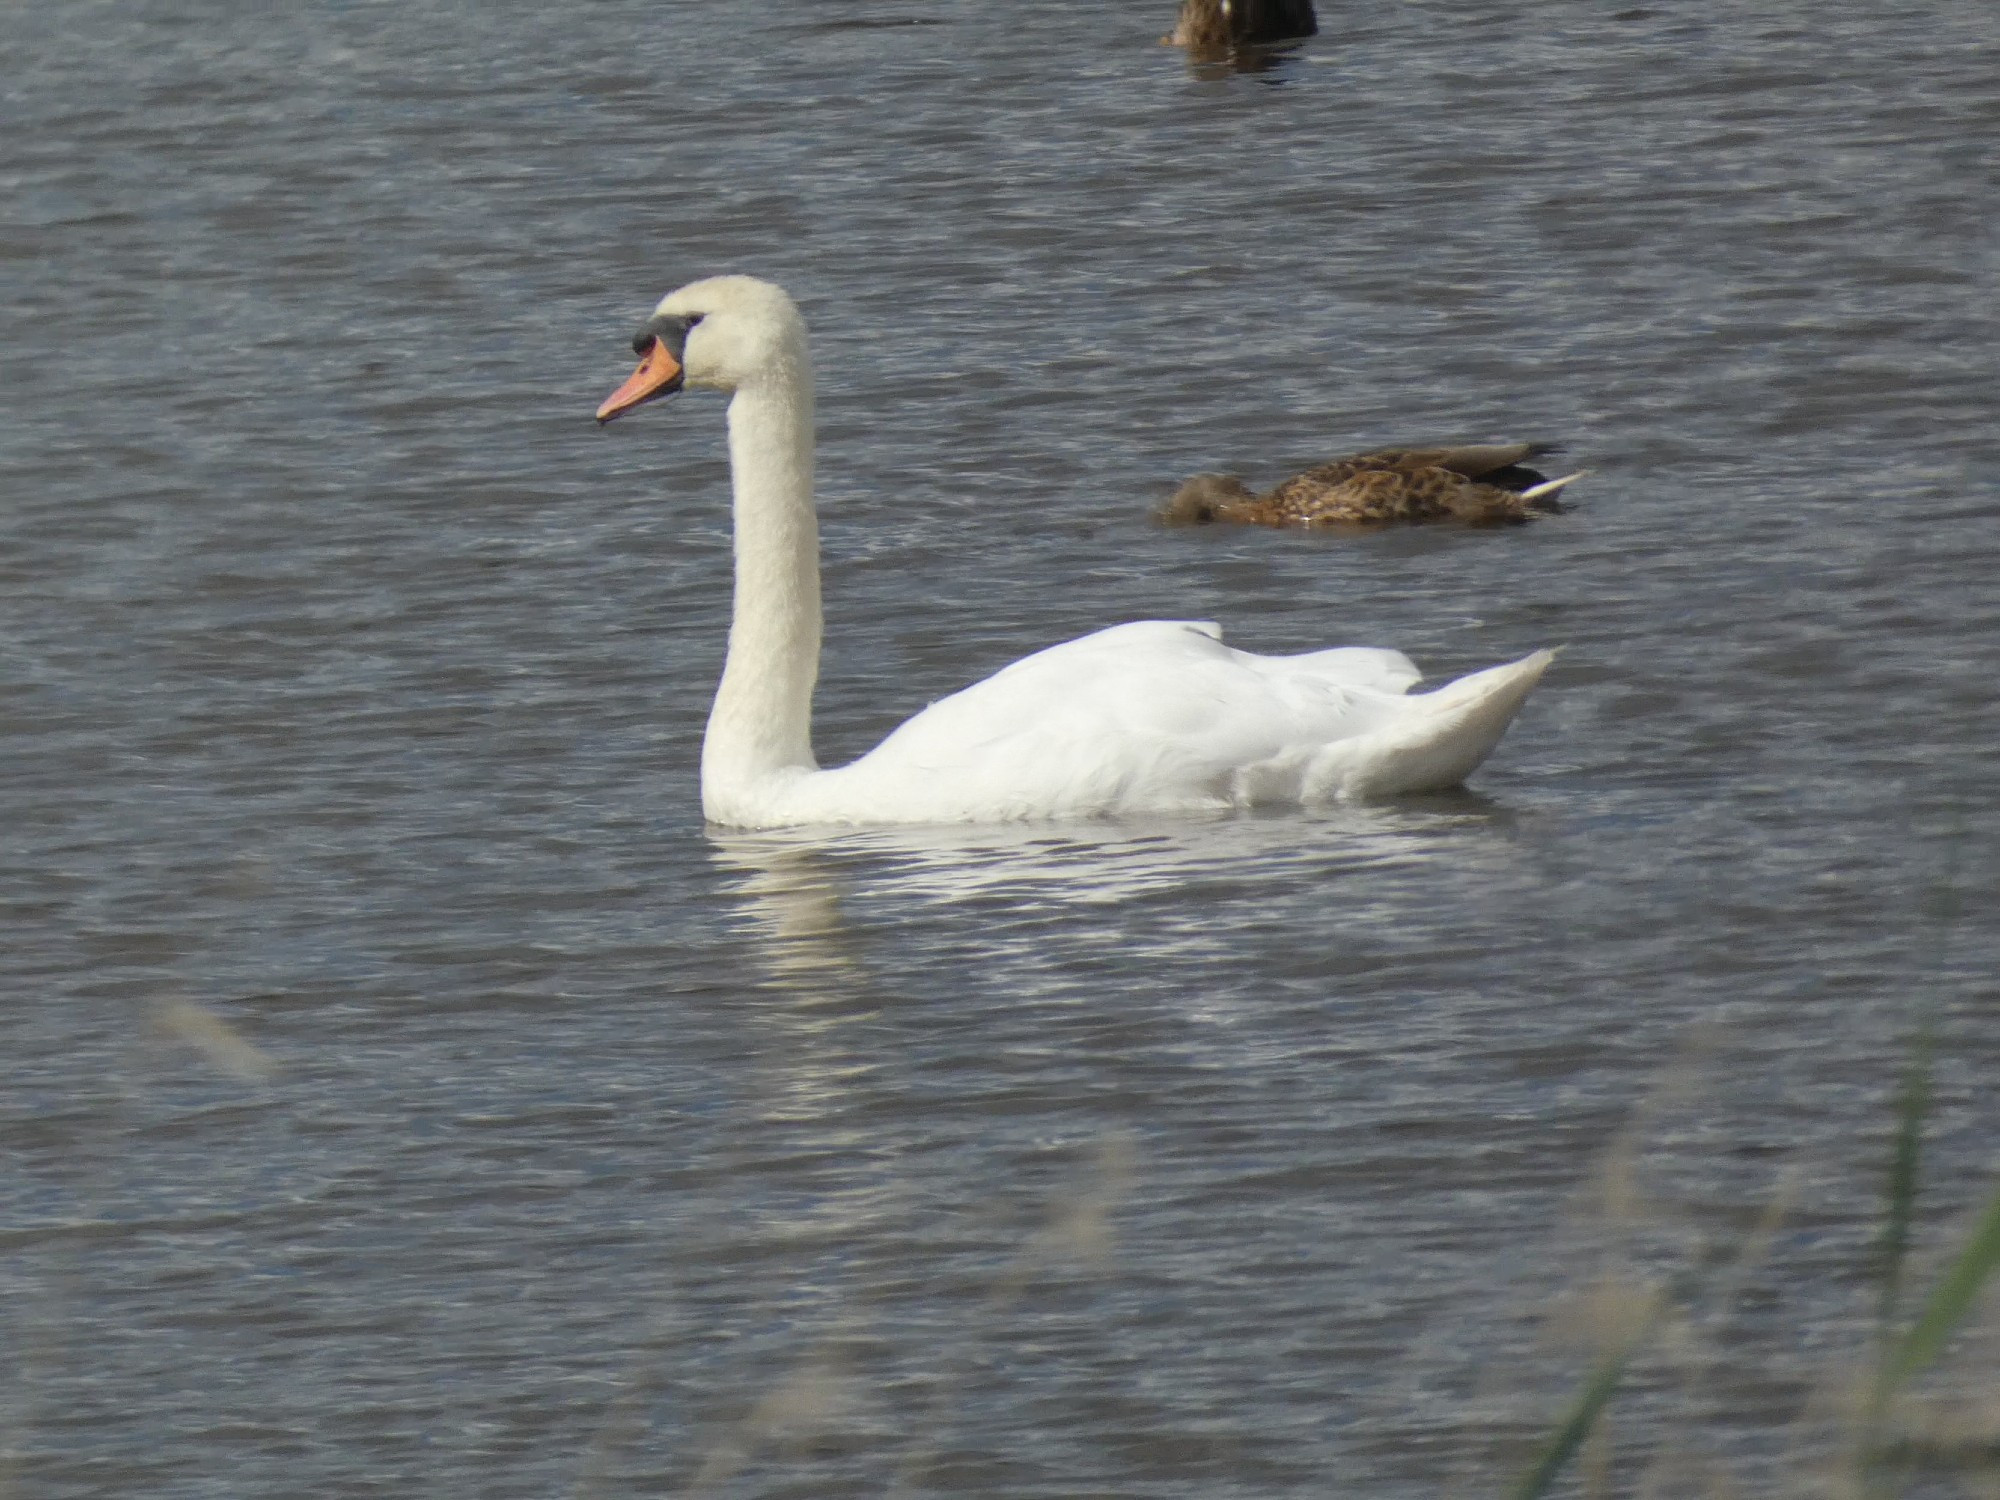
[1158, 473, 1255, 525]
[597, 275, 807, 423]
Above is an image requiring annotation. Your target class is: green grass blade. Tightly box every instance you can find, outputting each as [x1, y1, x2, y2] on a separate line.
[1506, 1308, 1658, 1500]
[1875, 1028, 1933, 1332]
[1881, 1184, 2000, 1392]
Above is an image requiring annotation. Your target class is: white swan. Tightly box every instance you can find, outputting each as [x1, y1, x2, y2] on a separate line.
[596, 276, 1554, 829]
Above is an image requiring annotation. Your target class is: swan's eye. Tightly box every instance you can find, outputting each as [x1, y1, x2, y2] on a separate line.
[632, 313, 701, 358]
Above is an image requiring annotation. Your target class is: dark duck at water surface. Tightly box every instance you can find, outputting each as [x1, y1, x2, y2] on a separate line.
[1160, 443, 1587, 529]
[1165, 0, 1318, 49]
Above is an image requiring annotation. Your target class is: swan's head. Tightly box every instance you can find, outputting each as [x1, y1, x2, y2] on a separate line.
[596, 275, 807, 423]
[1158, 473, 1254, 525]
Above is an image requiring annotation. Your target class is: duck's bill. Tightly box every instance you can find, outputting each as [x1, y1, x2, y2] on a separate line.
[596, 341, 685, 423]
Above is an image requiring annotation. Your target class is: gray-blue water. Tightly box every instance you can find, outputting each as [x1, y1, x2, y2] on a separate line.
[5, 2, 1997, 1495]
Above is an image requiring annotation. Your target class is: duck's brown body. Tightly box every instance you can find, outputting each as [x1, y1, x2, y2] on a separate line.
[1166, 0, 1318, 50]
[1161, 443, 1581, 529]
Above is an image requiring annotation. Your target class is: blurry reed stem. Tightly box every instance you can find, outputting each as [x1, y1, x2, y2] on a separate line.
[1873, 1025, 1933, 1350]
[884, 1133, 1133, 1500]
[1506, 1286, 1665, 1500]
[1858, 844, 1990, 1488]
[1874, 835, 1960, 1339]
[1861, 1183, 2000, 1487]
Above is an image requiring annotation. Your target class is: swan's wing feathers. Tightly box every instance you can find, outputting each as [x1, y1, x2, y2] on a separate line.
[875, 621, 1243, 766]
[807, 626, 1548, 820]
[1268, 645, 1423, 694]
[985, 619, 1225, 677]
[842, 623, 1424, 815]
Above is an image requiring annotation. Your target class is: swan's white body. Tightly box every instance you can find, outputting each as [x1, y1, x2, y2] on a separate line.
[600, 276, 1553, 829]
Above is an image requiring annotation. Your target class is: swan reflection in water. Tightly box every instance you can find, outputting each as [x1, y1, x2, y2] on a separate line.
[711, 789, 1524, 949]
[703, 834, 886, 1138]
[701, 797, 1531, 1217]
[705, 791, 1537, 1117]
[694, 799, 1538, 1484]
[709, 833, 869, 991]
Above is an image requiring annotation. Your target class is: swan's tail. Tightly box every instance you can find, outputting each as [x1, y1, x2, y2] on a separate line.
[1322, 649, 1557, 800]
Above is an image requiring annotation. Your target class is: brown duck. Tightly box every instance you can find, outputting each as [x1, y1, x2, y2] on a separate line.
[1159, 442, 1586, 529]
[1164, 0, 1318, 50]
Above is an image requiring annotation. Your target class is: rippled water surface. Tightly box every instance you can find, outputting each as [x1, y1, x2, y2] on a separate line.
[6, 1, 1998, 1495]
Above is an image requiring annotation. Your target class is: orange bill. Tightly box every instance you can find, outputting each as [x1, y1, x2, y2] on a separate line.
[596, 340, 684, 423]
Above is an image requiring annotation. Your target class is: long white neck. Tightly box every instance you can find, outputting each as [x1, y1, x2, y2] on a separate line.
[701, 347, 822, 822]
